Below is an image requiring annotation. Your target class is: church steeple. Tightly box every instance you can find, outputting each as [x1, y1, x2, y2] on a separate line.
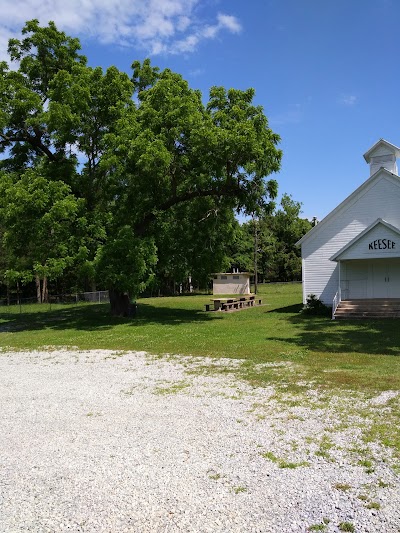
[363, 139, 400, 176]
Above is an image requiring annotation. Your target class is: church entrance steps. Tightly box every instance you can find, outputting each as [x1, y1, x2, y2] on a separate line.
[334, 298, 400, 319]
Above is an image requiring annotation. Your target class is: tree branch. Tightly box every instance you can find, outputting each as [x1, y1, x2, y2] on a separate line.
[134, 181, 242, 236]
[0, 130, 57, 161]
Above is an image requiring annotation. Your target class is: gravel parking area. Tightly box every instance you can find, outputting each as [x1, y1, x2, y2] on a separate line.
[0, 349, 399, 532]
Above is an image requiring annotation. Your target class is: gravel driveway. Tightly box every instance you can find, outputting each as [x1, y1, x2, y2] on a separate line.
[0, 349, 399, 532]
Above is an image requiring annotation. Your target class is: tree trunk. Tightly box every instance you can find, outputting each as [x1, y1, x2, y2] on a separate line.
[109, 288, 131, 317]
[42, 276, 48, 303]
[35, 274, 48, 303]
[36, 275, 42, 303]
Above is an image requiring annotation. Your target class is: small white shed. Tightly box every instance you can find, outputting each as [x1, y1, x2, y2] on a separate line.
[212, 273, 251, 295]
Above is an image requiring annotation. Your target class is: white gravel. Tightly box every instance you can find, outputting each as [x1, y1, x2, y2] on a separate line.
[0, 349, 399, 533]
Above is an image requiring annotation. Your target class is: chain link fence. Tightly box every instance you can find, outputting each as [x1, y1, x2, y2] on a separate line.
[0, 291, 110, 313]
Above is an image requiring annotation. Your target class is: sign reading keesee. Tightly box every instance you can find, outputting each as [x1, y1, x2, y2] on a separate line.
[368, 239, 396, 250]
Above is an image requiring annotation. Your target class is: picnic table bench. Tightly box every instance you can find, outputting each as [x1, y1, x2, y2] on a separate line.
[205, 295, 262, 312]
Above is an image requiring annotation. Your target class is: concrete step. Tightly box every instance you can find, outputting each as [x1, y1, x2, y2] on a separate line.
[336, 312, 400, 316]
[334, 299, 400, 319]
[336, 307, 400, 312]
[335, 313, 400, 319]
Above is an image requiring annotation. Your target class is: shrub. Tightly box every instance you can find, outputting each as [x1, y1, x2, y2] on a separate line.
[301, 294, 331, 316]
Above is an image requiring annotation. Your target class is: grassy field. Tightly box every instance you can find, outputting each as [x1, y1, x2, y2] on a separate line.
[1, 282, 399, 393]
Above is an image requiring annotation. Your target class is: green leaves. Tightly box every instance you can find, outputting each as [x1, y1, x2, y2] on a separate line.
[7, 19, 86, 96]
[1, 21, 284, 308]
[95, 227, 157, 294]
[0, 169, 84, 281]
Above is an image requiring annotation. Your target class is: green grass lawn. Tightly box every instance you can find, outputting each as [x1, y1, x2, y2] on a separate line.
[1, 283, 399, 392]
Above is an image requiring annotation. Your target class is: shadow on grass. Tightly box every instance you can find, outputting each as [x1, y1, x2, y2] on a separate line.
[267, 307, 400, 356]
[268, 303, 304, 314]
[0, 301, 220, 333]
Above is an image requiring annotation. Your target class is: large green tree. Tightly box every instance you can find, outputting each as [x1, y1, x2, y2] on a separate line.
[263, 194, 312, 281]
[0, 20, 282, 315]
[0, 168, 86, 301]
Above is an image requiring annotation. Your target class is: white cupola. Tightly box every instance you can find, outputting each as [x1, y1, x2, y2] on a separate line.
[363, 139, 400, 176]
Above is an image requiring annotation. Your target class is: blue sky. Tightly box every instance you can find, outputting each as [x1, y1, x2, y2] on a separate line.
[1, 0, 399, 221]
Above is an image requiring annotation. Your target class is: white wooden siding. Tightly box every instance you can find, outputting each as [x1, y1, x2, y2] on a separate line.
[367, 144, 398, 175]
[370, 154, 397, 176]
[337, 223, 399, 261]
[301, 172, 400, 304]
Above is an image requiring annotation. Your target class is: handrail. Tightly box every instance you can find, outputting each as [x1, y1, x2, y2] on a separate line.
[332, 288, 342, 320]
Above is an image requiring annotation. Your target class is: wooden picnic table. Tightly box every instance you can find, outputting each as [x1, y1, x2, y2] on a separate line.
[210, 297, 236, 311]
[207, 295, 258, 311]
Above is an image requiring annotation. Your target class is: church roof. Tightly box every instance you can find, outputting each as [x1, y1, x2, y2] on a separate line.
[296, 167, 400, 247]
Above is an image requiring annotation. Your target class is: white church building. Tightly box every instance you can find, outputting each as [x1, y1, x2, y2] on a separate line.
[297, 139, 400, 318]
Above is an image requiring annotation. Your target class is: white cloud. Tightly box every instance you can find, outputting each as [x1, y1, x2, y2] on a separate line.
[216, 13, 241, 34]
[167, 11, 242, 54]
[189, 67, 205, 77]
[0, 27, 14, 63]
[340, 94, 358, 106]
[0, 0, 242, 62]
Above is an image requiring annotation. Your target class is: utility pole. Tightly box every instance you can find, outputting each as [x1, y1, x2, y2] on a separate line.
[253, 216, 258, 295]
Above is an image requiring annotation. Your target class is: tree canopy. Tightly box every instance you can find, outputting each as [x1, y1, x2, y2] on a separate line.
[0, 20, 282, 315]
[228, 194, 312, 283]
